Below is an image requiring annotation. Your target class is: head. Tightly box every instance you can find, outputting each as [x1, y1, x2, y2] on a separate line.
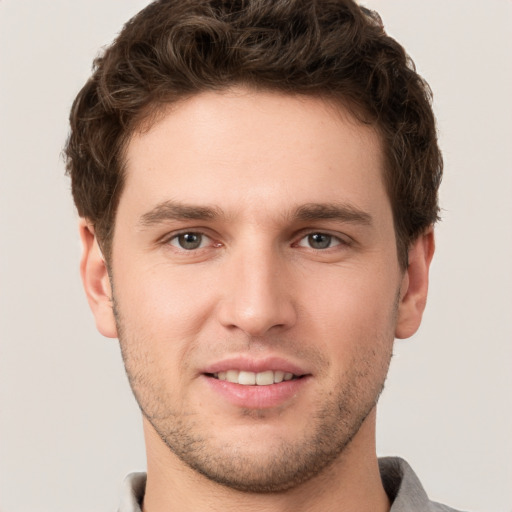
[67, 0, 441, 497]
[65, 0, 442, 270]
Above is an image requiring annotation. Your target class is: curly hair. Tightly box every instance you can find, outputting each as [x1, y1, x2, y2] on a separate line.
[65, 0, 442, 268]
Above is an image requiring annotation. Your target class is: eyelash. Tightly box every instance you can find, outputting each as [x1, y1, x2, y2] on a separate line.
[294, 232, 348, 250]
[164, 230, 351, 252]
[166, 231, 218, 251]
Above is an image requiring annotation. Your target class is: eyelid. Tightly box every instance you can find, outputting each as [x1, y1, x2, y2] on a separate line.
[160, 228, 224, 253]
[170, 232, 210, 249]
[297, 235, 339, 249]
[293, 229, 353, 249]
[159, 227, 209, 243]
[158, 227, 352, 252]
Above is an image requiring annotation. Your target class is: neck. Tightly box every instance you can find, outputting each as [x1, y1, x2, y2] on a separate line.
[141, 410, 390, 512]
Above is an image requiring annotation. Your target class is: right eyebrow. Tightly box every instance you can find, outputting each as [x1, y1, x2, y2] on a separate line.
[138, 200, 222, 227]
[293, 202, 373, 226]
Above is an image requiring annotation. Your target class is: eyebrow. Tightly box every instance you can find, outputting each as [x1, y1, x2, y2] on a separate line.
[294, 203, 373, 225]
[138, 201, 222, 227]
[138, 200, 372, 228]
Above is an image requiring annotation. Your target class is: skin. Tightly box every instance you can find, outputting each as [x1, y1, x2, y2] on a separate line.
[80, 88, 434, 512]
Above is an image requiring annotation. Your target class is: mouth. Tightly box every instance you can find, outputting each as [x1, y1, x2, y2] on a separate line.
[202, 360, 310, 408]
[207, 370, 301, 386]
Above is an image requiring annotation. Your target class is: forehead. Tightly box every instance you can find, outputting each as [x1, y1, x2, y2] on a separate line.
[121, 88, 388, 223]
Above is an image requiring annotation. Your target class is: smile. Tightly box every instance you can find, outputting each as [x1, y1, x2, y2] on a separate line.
[211, 370, 298, 386]
[203, 364, 310, 408]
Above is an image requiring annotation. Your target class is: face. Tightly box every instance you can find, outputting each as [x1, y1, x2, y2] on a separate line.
[82, 88, 430, 492]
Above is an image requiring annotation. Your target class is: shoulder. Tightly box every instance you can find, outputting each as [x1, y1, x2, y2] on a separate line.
[117, 472, 146, 512]
[379, 457, 467, 512]
[430, 503, 466, 512]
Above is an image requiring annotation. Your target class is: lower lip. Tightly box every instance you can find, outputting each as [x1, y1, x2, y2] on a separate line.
[202, 375, 310, 409]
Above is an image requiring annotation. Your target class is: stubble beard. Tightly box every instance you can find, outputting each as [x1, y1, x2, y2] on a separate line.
[142, 381, 385, 493]
[113, 297, 395, 494]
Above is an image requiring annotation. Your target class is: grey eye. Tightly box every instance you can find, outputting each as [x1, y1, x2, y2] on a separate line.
[297, 232, 342, 250]
[308, 233, 333, 249]
[171, 232, 206, 250]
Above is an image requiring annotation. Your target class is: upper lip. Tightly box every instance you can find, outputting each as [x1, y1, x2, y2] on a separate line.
[202, 356, 310, 376]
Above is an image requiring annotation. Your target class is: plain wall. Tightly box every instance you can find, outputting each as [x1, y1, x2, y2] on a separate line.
[1, 1, 511, 510]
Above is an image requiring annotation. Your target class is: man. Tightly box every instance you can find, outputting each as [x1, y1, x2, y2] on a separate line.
[64, 0, 458, 510]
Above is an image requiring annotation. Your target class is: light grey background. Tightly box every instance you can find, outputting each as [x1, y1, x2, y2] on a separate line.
[1, 1, 511, 511]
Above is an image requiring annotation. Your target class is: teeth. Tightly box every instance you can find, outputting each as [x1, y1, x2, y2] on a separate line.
[226, 370, 238, 383]
[214, 370, 297, 386]
[239, 371, 256, 385]
[274, 370, 285, 383]
[256, 370, 274, 385]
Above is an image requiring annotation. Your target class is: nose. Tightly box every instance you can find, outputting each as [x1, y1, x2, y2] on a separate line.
[217, 246, 298, 337]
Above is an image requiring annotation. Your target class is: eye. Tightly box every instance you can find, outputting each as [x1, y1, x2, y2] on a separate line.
[168, 232, 210, 250]
[297, 232, 342, 250]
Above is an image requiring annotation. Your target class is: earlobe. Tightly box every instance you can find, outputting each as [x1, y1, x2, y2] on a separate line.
[395, 228, 435, 339]
[79, 219, 118, 338]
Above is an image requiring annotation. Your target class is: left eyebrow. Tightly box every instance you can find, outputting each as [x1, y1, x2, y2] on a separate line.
[293, 203, 373, 225]
[138, 200, 223, 227]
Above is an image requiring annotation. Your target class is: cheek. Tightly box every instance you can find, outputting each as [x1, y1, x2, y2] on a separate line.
[300, 265, 399, 354]
[113, 268, 211, 404]
[115, 264, 217, 338]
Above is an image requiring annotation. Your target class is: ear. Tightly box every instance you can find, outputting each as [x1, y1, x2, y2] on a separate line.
[395, 228, 435, 339]
[79, 219, 118, 338]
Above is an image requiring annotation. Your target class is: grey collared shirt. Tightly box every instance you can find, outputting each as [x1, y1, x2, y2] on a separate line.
[117, 457, 465, 511]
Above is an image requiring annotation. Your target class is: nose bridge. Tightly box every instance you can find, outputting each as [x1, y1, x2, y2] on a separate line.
[218, 236, 296, 336]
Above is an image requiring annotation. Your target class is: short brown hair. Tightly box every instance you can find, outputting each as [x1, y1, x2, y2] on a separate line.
[65, 0, 442, 268]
